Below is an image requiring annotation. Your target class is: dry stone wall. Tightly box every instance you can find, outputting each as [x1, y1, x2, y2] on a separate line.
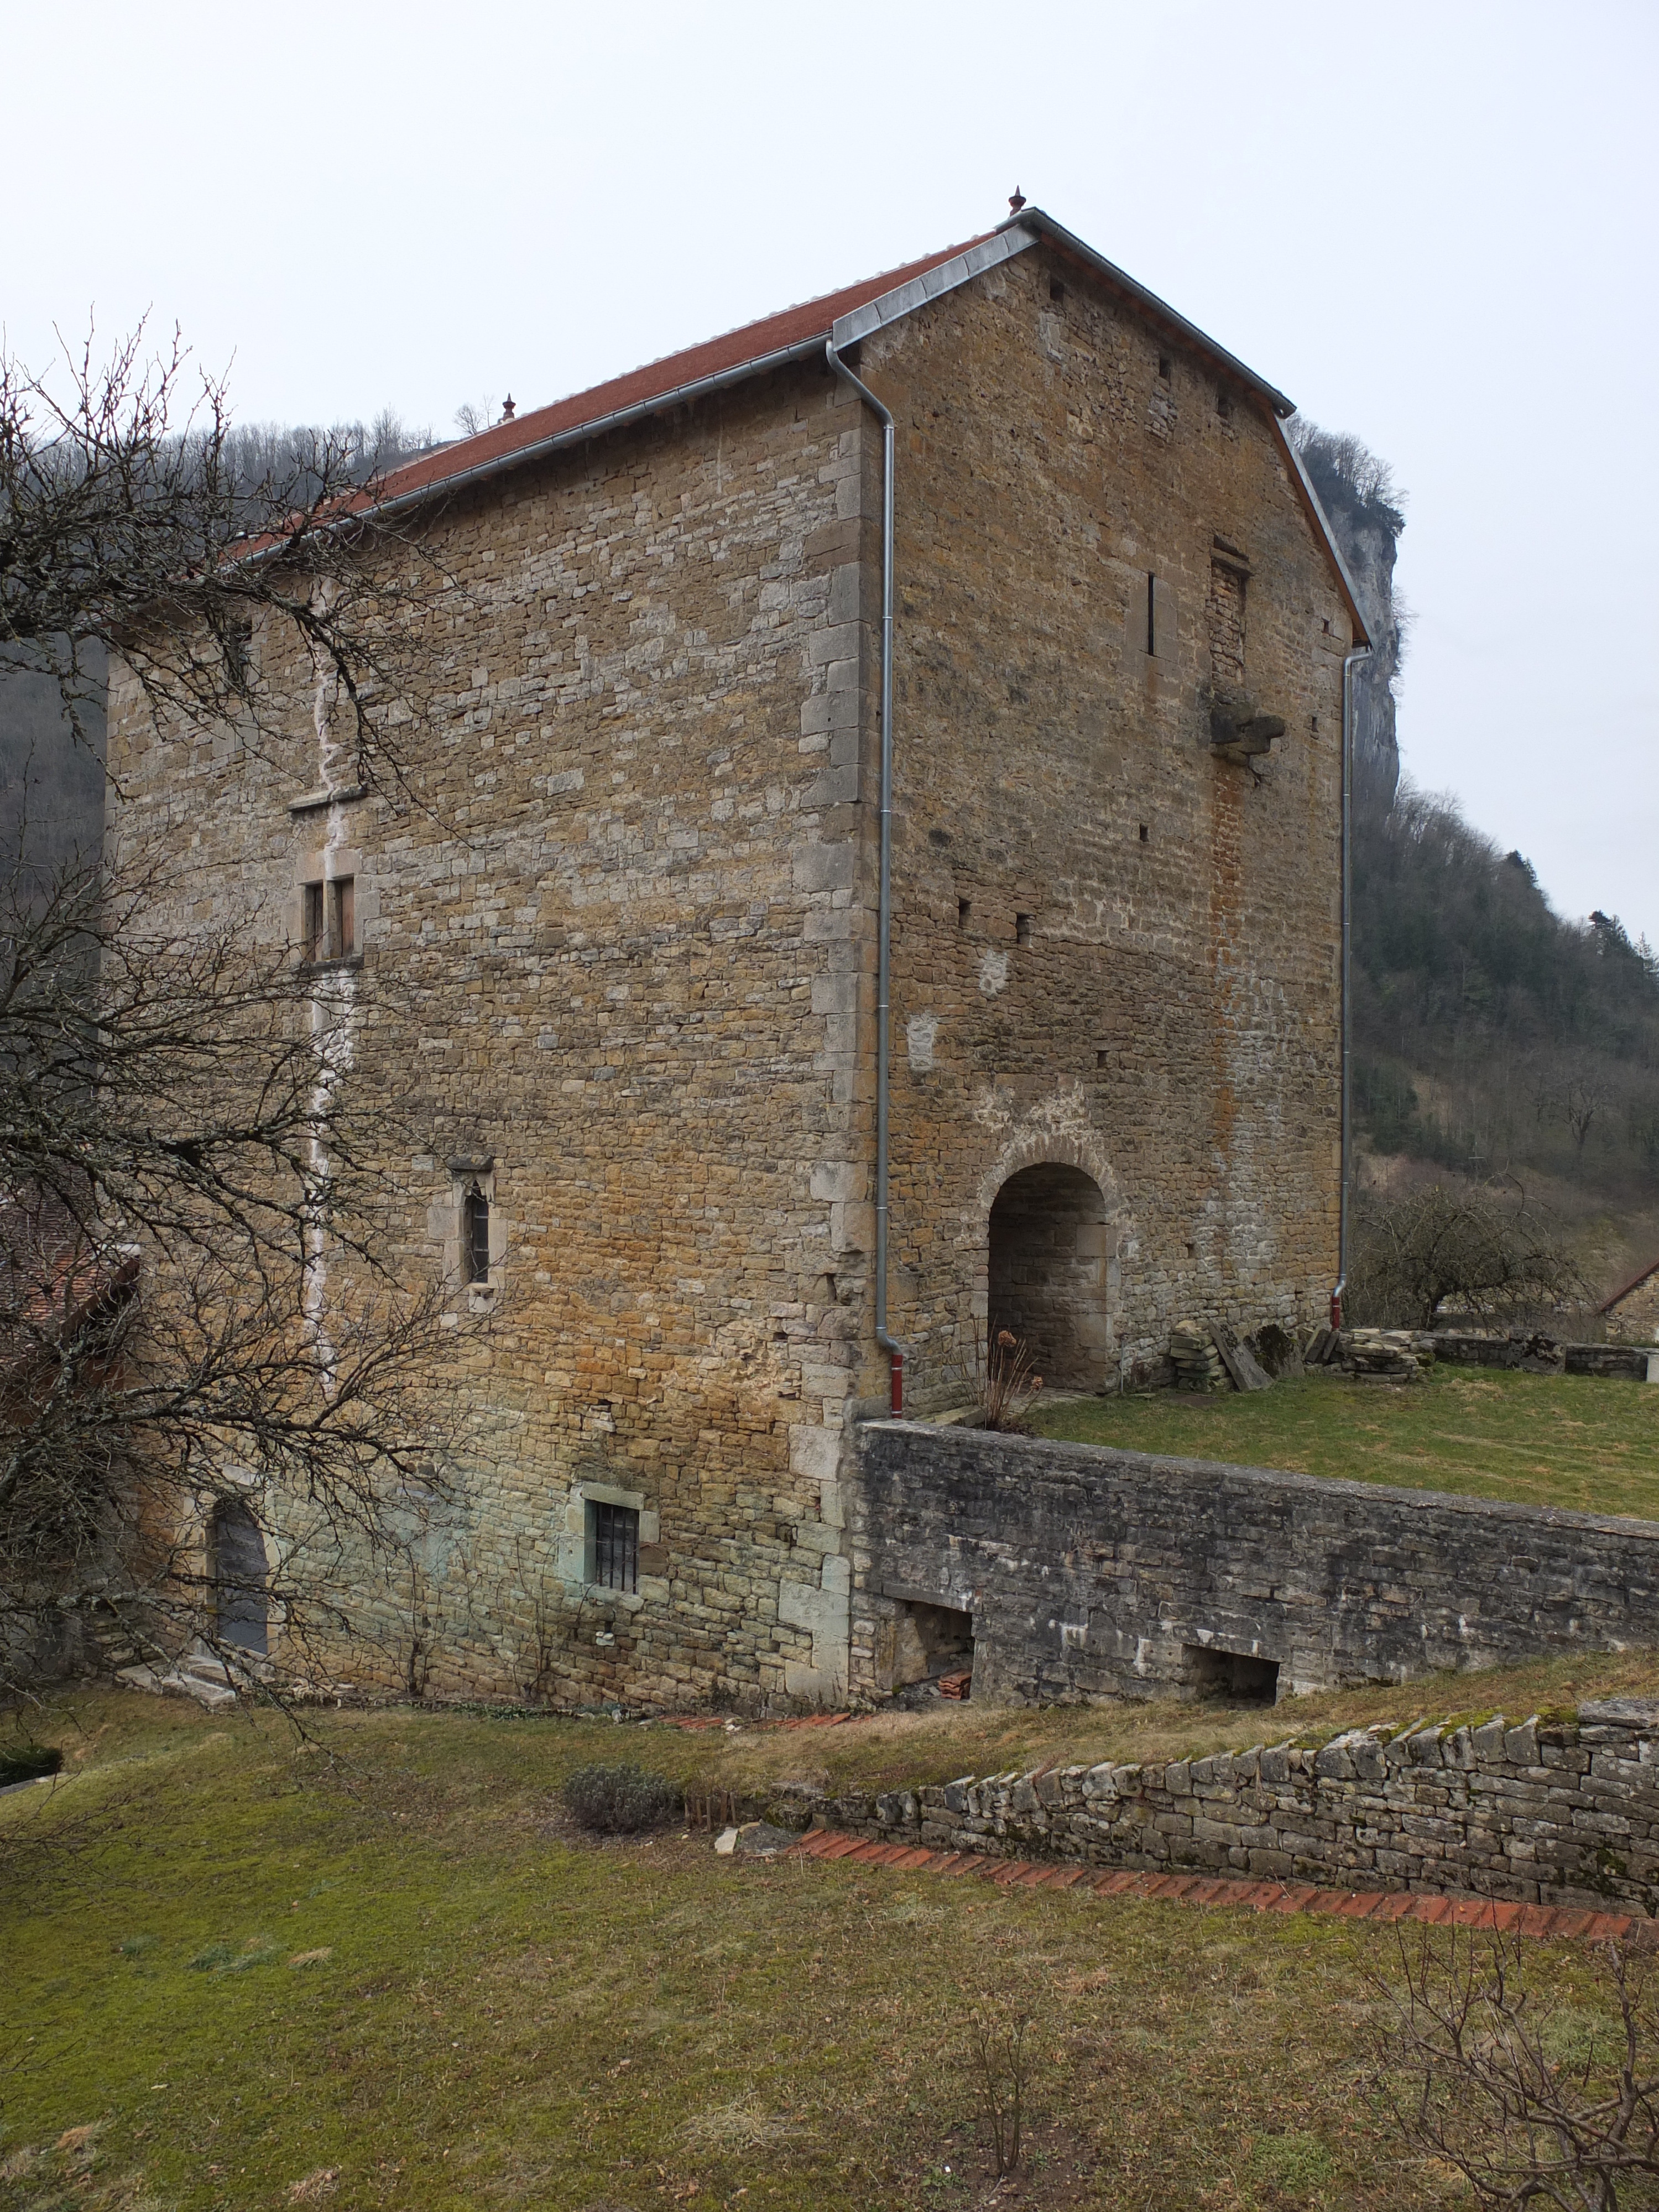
[807, 1699, 1659, 1914]
[854, 1420, 1659, 1705]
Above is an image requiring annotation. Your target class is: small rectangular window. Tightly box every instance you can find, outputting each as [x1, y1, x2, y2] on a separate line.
[592, 1502, 639, 1594]
[462, 1183, 491, 1284]
[1128, 576, 1177, 664]
[301, 881, 324, 963]
[1015, 913, 1031, 946]
[957, 896, 971, 931]
[1048, 278, 1066, 304]
[1157, 353, 1171, 381]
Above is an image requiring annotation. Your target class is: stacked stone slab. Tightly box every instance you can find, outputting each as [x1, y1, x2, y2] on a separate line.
[1342, 1328, 1436, 1380]
[1170, 1320, 1230, 1392]
[801, 1698, 1659, 1914]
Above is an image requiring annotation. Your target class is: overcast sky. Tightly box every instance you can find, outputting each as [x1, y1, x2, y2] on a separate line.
[7, 0, 1655, 940]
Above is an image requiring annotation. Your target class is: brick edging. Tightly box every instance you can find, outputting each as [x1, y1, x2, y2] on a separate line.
[779, 1827, 1651, 1945]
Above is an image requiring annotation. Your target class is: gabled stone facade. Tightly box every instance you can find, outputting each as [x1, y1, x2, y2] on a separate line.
[106, 212, 1360, 1710]
[1605, 1262, 1659, 1344]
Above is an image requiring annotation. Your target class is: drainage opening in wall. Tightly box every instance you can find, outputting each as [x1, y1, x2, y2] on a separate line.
[1185, 1645, 1279, 1705]
[886, 1601, 974, 1703]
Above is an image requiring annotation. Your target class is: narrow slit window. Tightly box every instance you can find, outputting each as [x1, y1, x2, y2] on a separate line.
[593, 1501, 639, 1593]
[957, 896, 971, 931]
[462, 1183, 491, 1285]
[301, 881, 324, 964]
[329, 876, 356, 958]
[1015, 913, 1032, 946]
[1157, 353, 1171, 381]
[1146, 573, 1157, 656]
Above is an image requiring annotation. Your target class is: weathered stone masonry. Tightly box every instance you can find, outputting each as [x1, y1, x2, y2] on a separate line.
[855, 1420, 1659, 1703]
[106, 212, 1361, 1707]
[806, 1699, 1659, 1916]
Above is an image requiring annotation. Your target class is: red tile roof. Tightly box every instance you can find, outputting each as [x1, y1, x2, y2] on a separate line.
[376, 231, 999, 508]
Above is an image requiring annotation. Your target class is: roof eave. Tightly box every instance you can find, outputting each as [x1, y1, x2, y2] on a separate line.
[357, 332, 833, 529]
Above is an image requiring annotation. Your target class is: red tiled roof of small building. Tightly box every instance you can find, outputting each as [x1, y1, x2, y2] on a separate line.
[1600, 1256, 1659, 1313]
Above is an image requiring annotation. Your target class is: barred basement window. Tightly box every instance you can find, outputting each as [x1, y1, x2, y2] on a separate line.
[593, 1502, 639, 1593]
[462, 1182, 491, 1284]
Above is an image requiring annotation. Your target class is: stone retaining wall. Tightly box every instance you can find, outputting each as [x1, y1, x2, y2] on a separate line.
[855, 1421, 1659, 1704]
[801, 1699, 1659, 1914]
[1435, 1332, 1655, 1381]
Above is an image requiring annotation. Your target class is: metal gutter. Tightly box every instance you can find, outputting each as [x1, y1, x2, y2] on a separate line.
[823, 337, 905, 1414]
[1333, 641, 1372, 1329]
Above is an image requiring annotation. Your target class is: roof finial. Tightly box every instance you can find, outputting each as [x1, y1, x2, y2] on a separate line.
[500, 395, 516, 422]
[1008, 187, 1026, 214]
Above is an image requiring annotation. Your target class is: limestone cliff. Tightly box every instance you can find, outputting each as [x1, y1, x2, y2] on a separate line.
[1290, 422, 1405, 811]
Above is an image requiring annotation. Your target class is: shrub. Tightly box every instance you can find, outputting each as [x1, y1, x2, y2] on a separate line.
[562, 1763, 680, 1835]
[971, 1324, 1044, 1432]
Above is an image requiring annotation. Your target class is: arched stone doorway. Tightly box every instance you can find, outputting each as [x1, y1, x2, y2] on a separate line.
[988, 1162, 1115, 1388]
[208, 1498, 269, 1656]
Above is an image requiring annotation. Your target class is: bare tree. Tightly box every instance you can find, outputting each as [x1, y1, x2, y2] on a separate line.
[1349, 1178, 1585, 1330]
[0, 853, 465, 1702]
[1565, 1076, 1607, 1165]
[1, 321, 445, 785]
[0, 324, 475, 1707]
[1377, 1927, 1659, 2208]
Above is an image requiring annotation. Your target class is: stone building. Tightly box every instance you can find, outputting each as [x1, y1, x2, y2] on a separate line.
[106, 205, 1367, 1709]
[1603, 1258, 1659, 1344]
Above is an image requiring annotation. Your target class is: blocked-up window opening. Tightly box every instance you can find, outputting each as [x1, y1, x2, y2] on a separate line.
[1207, 559, 1246, 700]
[462, 1183, 491, 1284]
[209, 1498, 269, 1656]
[592, 1502, 639, 1593]
[1150, 574, 1176, 660]
[1185, 1645, 1278, 1704]
[889, 1600, 974, 1692]
[988, 1162, 1115, 1387]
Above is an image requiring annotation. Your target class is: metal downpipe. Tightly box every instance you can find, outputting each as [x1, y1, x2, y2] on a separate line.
[1332, 642, 1371, 1329]
[825, 338, 905, 1413]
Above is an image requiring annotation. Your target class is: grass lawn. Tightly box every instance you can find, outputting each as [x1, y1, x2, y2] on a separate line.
[3, 1682, 1656, 2212]
[1034, 1366, 1659, 1521]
